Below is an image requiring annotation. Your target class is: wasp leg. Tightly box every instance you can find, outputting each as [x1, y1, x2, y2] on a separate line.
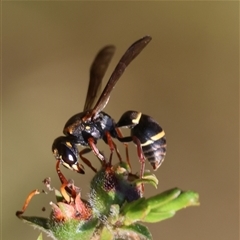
[105, 151, 113, 168]
[88, 137, 106, 161]
[105, 131, 123, 165]
[56, 160, 68, 184]
[56, 160, 77, 203]
[132, 136, 146, 180]
[132, 136, 145, 192]
[115, 128, 131, 171]
[79, 148, 98, 173]
[16, 189, 40, 217]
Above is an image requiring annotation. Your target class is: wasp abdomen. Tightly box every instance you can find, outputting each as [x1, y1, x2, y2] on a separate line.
[141, 135, 167, 170]
[130, 113, 167, 171]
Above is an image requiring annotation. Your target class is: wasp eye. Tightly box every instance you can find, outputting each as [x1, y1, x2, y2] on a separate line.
[62, 148, 78, 165]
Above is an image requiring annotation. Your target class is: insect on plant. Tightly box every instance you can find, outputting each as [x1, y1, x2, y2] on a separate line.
[16, 36, 200, 240]
[52, 35, 166, 177]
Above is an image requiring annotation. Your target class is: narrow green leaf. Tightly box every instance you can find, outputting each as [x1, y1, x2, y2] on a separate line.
[146, 188, 181, 209]
[156, 191, 199, 212]
[121, 198, 146, 215]
[133, 172, 159, 188]
[121, 199, 150, 225]
[20, 216, 50, 230]
[141, 210, 175, 223]
[121, 189, 181, 225]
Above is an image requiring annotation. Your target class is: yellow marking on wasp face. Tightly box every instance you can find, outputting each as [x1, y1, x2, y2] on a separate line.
[62, 162, 72, 170]
[53, 149, 61, 159]
[85, 126, 90, 130]
[132, 112, 142, 124]
[72, 164, 79, 171]
[141, 139, 154, 147]
[151, 131, 165, 141]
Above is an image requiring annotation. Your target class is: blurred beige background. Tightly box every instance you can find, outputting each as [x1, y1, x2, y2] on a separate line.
[2, 2, 238, 240]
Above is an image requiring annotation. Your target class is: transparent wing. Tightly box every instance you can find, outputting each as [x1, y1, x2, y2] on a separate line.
[83, 45, 116, 111]
[91, 35, 152, 117]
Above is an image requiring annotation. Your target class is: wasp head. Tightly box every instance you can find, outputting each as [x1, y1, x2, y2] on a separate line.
[52, 136, 84, 174]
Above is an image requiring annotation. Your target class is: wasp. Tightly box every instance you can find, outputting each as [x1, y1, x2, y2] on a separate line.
[116, 111, 167, 177]
[52, 36, 152, 174]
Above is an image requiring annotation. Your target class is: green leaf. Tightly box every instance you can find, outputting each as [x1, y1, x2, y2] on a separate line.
[133, 174, 158, 189]
[156, 190, 199, 212]
[121, 188, 200, 224]
[141, 210, 176, 223]
[132, 171, 159, 189]
[20, 216, 50, 230]
[142, 190, 200, 223]
[121, 188, 180, 224]
[145, 188, 181, 209]
[121, 198, 149, 225]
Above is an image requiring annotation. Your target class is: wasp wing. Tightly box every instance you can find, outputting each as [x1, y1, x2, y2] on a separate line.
[91, 36, 152, 117]
[83, 45, 116, 111]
